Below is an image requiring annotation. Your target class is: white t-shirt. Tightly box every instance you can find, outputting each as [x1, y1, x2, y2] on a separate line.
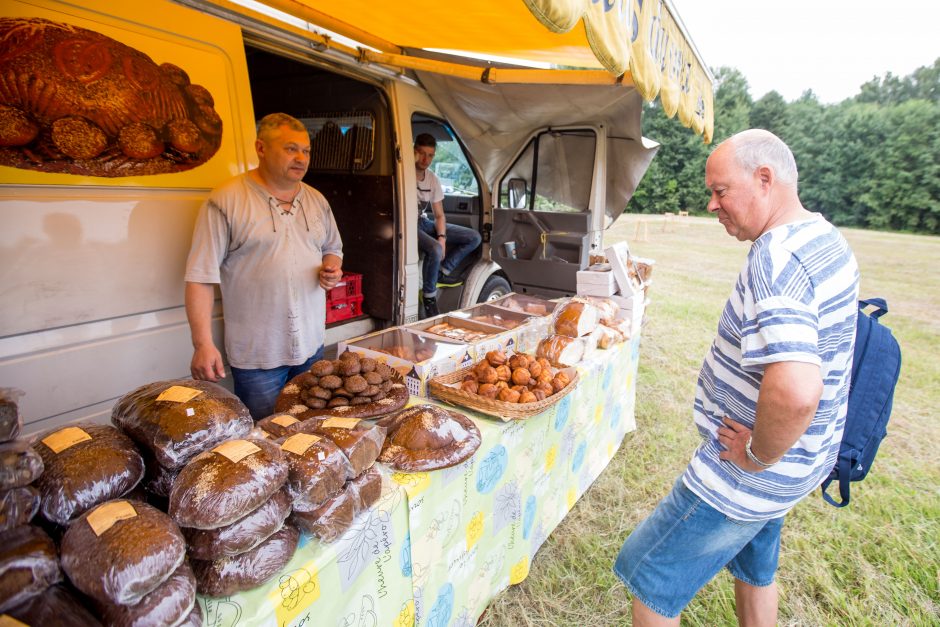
[416, 168, 444, 219]
[185, 173, 343, 369]
[683, 215, 859, 520]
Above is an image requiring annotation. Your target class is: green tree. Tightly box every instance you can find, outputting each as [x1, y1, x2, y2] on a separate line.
[749, 91, 787, 136]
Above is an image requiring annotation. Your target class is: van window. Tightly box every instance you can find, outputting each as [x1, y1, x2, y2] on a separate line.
[305, 112, 375, 171]
[499, 130, 596, 212]
[411, 117, 478, 196]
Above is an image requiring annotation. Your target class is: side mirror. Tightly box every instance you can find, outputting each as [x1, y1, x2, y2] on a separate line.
[507, 178, 528, 209]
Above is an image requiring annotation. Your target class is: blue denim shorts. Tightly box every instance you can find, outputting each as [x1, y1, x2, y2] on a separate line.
[613, 478, 784, 618]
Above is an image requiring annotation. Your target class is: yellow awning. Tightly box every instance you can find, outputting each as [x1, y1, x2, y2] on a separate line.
[253, 0, 714, 142]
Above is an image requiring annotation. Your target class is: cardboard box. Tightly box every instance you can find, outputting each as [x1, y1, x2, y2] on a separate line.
[487, 293, 558, 317]
[338, 328, 472, 398]
[449, 304, 542, 353]
[408, 315, 516, 356]
[609, 292, 646, 337]
[577, 264, 617, 297]
[604, 241, 643, 296]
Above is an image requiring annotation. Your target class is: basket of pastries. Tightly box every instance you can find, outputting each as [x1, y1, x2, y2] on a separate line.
[428, 349, 577, 420]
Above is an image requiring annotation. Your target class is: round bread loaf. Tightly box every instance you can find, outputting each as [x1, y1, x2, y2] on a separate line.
[377, 405, 481, 472]
[0, 485, 40, 532]
[191, 524, 299, 597]
[61, 499, 185, 606]
[290, 487, 356, 543]
[177, 601, 203, 627]
[296, 418, 386, 478]
[5, 584, 100, 627]
[0, 440, 44, 491]
[32, 422, 144, 525]
[96, 560, 196, 627]
[183, 489, 292, 560]
[280, 433, 352, 512]
[0, 524, 62, 612]
[169, 438, 288, 530]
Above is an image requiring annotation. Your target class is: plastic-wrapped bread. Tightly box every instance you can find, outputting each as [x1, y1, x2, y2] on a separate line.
[5, 584, 102, 627]
[350, 465, 383, 511]
[0, 485, 41, 532]
[582, 296, 620, 325]
[280, 432, 352, 513]
[191, 524, 299, 597]
[297, 418, 385, 478]
[552, 300, 598, 338]
[256, 413, 307, 439]
[95, 561, 196, 627]
[169, 438, 288, 530]
[177, 602, 203, 627]
[290, 485, 356, 543]
[376, 405, 481, 472]
[0, 525, 62, 612]
[536, 334, 586, 367]
[183, 489, 292, 561]
[32, 423, 144, 525]
[112, 379, 253, 470]
[0, 440, 44, 491]
[60, 499, 186, 606]
[0, 388, 23, 443]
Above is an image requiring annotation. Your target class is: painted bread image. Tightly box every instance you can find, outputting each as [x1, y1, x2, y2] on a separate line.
[0, 17, 222, 177]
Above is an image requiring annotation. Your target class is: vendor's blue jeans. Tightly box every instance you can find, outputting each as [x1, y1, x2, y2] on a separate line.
[418, 216, 482, 296]
[230, 346, 323, 419]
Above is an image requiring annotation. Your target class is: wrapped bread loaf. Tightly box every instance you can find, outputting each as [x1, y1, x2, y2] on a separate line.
[552, 300, 598, 337]
[177, 602, 203, 627]
[0, 485, 41, 532]
[60, 500, 186, 606]
[290, 486, 356, 543]
[191, 524, 299, 597]
[536, 335, 586, 367]
[0, 525, 62, 612]
[32, 423, 144, 525]
[112, 379, 253, 470]
[350, 465, 383, 511]
[183, 489, 292, 561]
[0, 388, 23, 443]
[96, 560, 196, 627]
[297, 418, 385, 478]
[169, 438, 288, 530]
[583, 296, 620, 325]
[0, 439, 44, 491]
[377, 405, 481, 472]
[5, 584, 101, 627]
[280, 433, 352, 513]
[256, 413, 306, 439]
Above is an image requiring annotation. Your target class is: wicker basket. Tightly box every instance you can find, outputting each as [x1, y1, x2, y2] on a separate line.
[428, 364, 578, 420]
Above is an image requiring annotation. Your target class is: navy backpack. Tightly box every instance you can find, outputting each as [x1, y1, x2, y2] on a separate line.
[820, 298, 901, 507]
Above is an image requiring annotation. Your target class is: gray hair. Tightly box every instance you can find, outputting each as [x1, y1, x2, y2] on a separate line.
[728, 129, 798, 188]
[257, 113, 307, 142]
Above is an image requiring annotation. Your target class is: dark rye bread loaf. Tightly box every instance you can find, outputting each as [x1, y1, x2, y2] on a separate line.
[256, 413, 307, 439]
[61, 500, 186, 606]
[0, 439, 44, 491]
[95, 561, 196, 627]
[376, 404, 481, 472]
[32, 423, 144, 525]
[183, 489, 292, 561]
[296, 418, 385, 478]
[290, 484, 356, 543]
[0, 389, 22, 443]
[169, 438, 288, 530]
[6, 584, 101, 626]
[0, 485, 41, 532]
[0, 525, 62, 612]
[280, 432, 352, 513]
[112, 379, 253, 470]
[191, 524, 299, 597]
[177, 601, 203, 627]
[351, 465, 383, 511]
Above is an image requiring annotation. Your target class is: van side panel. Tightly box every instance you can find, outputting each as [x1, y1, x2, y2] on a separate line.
[0, 0, 256, 435]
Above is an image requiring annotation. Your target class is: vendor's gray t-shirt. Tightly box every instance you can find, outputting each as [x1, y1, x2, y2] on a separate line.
[185, 173, 343, 369]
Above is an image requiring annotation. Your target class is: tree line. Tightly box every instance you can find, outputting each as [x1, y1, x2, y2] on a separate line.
[629, 59, 940, 235]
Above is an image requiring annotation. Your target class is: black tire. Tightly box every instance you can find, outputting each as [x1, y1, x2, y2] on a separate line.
[477, 275, 512, 303]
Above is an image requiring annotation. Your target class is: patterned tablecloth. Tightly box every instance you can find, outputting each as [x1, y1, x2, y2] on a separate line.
[195, 335, 640, 626]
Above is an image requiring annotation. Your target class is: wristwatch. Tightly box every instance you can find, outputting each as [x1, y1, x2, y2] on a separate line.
[436, 232, 447, 240]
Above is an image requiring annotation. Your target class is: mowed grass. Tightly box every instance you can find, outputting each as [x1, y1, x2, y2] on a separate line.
[479, 214, 940, 626]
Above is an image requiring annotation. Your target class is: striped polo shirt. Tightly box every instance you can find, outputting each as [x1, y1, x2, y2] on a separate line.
[683, 215, 859, 521]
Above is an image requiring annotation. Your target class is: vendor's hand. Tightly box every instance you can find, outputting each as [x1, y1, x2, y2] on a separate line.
[319, 263, 342, 290]
[191, 344, 225, 382]
[717, 416, 764, 472]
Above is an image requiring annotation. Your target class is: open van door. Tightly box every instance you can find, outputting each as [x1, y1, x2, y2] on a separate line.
[416, 73, 659, 298]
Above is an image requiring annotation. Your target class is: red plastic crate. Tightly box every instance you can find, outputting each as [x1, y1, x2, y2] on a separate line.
[327, 272, 363, 303]
[326, 294, 364, 324]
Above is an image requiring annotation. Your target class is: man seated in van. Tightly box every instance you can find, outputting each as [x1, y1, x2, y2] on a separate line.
[184, 112, 344, 419]
[414, 133, 482, 318]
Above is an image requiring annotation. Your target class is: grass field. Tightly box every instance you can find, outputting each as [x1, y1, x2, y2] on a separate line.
[479, 214, 940, 626]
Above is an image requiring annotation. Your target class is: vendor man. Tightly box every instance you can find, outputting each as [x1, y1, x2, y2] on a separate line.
[184, 112, 343, 419]
[415, 133, 482, 318]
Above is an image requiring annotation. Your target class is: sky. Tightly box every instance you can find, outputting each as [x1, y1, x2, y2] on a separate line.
[669, 0, 940, 104]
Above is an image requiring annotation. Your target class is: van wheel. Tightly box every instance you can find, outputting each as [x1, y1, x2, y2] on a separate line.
[477, 275, 511, 303]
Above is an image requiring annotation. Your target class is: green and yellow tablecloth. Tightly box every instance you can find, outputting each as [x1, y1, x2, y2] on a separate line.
[196, 335, 640, 626]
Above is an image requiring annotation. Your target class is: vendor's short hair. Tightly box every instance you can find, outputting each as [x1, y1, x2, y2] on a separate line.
[257, 113, 308, 142]
[414, 133, 437, 149]
[729, 129, 798, 188]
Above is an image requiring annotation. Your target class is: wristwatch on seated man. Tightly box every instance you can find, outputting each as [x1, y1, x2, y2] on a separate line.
[436, 232, 447, 241]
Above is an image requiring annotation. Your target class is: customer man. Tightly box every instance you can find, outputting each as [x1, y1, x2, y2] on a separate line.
[613, 129, 859, 625]
[185, 113, 343, 419]
[414, 133, 482, 318]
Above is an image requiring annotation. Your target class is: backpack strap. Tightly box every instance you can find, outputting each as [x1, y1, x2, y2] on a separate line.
[820, 457, 852, 507]
[859, 298, 888, 320]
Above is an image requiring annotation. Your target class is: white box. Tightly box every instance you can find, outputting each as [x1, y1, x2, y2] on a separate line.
[604, 241, 642, 296]
[609, 292, 646, 337]
[577, 268, 617, 297]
